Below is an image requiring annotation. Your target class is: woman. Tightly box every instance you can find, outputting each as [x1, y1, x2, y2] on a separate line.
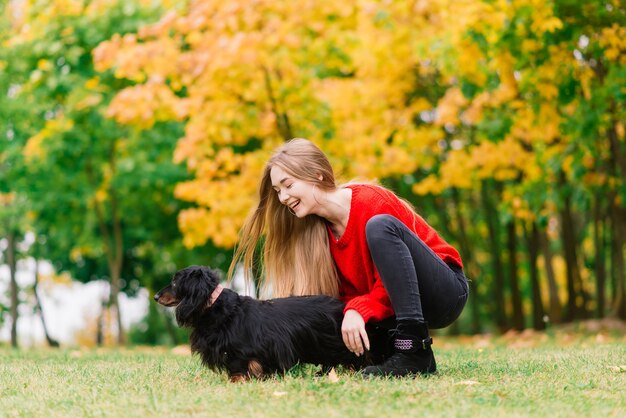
[229, 138, 469, 377]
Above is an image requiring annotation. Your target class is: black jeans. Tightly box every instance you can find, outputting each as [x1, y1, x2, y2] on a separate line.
[365, 214, 469, 329]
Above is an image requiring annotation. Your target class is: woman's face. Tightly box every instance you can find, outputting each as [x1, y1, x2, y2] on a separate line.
[269, 165, 320, 218]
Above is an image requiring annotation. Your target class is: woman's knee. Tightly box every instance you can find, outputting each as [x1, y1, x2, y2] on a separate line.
[365, 214, 400, 245]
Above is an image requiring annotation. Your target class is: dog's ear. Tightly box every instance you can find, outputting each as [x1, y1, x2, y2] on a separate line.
[175, 266, 213, 325]
[201, 266, 221, 288]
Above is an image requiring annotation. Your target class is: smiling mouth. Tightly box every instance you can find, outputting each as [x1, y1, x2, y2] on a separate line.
[289, 200, 300, 211]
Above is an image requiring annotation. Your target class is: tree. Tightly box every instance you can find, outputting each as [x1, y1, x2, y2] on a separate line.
[95, 0, 445, 249]
[2, 0, 223, 345]
[0, 193, 21, 347]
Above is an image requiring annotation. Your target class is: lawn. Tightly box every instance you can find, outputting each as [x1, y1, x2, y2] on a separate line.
[1, 329, 625, 418]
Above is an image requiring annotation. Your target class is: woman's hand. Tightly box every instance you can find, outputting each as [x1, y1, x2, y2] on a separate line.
[341, 309, 370, 356]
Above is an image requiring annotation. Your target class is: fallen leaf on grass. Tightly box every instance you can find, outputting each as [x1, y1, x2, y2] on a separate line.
[455, 380, 480, 386]
[328, 367, 340, 383]
[171, 345, 191, 356]
[607, 365, 626, 372]
[273, 391, 288, 397]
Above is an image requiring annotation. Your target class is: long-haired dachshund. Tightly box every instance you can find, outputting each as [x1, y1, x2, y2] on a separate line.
[154, 266, 391, 382]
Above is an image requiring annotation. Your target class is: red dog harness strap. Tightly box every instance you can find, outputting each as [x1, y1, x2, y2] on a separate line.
[209, 284, 224, 306]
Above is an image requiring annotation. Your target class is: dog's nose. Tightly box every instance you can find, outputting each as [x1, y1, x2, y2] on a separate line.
[153, 293, 160, 301]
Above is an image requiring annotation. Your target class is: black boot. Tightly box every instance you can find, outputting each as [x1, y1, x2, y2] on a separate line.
[362, 320, 436, 377]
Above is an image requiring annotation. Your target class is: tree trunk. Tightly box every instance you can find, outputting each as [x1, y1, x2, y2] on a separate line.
[93, 196, 125, 345]
[450, 187, 479, 334]
[609, 199, 626, 319]
[263, 66, 293, 141]
[559, 180, 585, 321]
[7, 230, 18, 348]
[480, 180, 507, 331]
[110, 188, 125, 345]
[593, 194, 606, 318]
[86, 142, 126, 345]
[525, 223, 545, 330]
[606, 104, 626, 319]
[110, 272, 125, 345]
[540, 229, 561, 324]
[507, 220, 524, 330]
[33, 258, 60, 347]
[96, 296, 106, 346]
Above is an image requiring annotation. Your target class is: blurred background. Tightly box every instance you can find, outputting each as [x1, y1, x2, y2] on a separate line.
[1, 0, 624, 348]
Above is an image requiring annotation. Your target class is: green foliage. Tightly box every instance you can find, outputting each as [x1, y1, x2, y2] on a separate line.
[128, 303, 188, 346]
[2, 0, 230, 291]
[0, 0, 232, 339]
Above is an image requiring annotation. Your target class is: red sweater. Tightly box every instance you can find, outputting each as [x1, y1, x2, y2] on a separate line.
[327, 184, 463, 323]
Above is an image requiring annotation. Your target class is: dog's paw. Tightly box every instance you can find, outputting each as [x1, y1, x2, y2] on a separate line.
[248, 359, 264, 379]
[229, 374, 249, 383]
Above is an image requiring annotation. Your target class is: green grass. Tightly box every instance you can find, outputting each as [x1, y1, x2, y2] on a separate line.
[1, 334, 625, 418]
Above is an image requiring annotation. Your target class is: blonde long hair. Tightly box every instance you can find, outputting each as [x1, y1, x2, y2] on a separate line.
[228, 139, 340, 297]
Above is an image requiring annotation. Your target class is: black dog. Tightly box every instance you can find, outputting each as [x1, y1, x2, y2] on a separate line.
[154, 266, 391, 381]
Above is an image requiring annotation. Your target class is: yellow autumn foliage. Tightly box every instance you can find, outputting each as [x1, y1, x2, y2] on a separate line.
[93, 0, 623, 248]
[24, 117, 75, 162]
[599, 24, 626, 64]
[105, 81, 187, 129]
[436, 88, 468, 127]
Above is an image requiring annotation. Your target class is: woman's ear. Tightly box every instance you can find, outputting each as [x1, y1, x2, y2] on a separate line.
[318, 174, 323, 181]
